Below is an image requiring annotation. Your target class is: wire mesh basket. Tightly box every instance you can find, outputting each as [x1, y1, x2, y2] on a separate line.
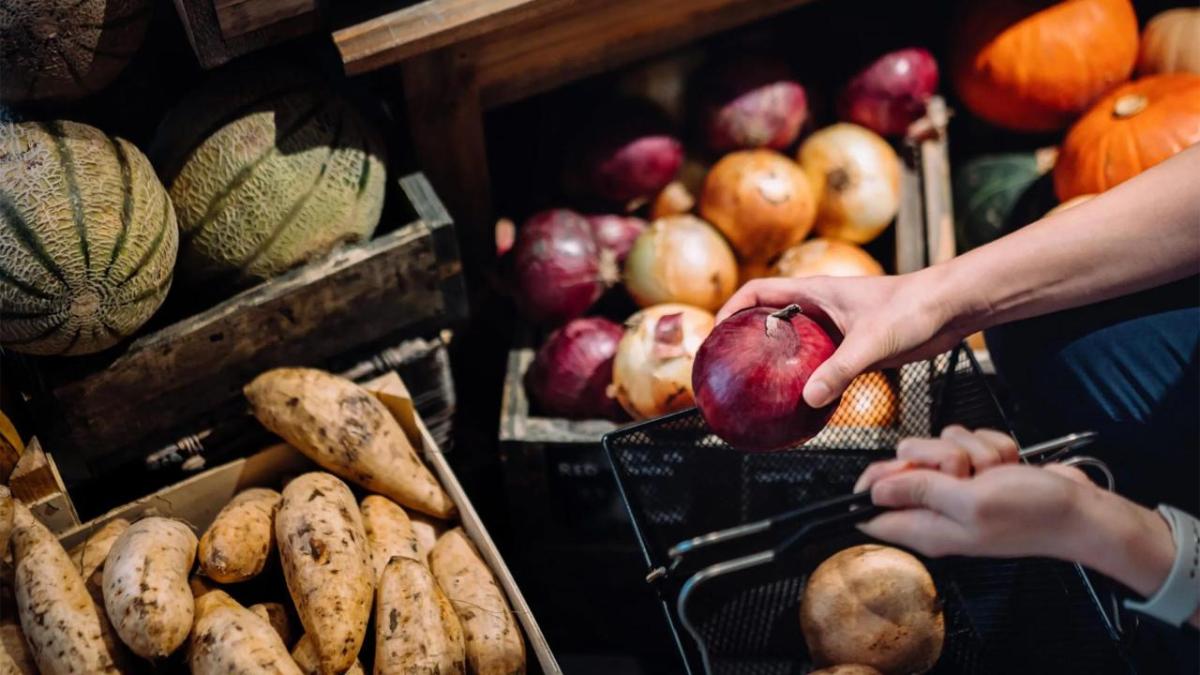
[603, 346, 1132, 674]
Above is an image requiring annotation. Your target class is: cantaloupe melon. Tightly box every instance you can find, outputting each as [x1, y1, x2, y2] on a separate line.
[0, 120, 178, 356]
[0, 0, 152, 103]
[152, 65, 387, 288]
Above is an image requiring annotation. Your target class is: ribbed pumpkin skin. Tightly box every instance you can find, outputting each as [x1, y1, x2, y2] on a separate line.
[1054, 74, 1200, 200]
[153, 67, 387, 288]
[0, 0, 152, 103]
[1138, 8, 1200, 76]
[950, 0, 1138, 132]
[0, 121, 178, 355]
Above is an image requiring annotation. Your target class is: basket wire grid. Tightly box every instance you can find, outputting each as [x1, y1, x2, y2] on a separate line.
[603, 346, 1131, 675]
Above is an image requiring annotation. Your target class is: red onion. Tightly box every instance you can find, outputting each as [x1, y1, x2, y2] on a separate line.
[837, 48, 939, 137]
[513, 209, 616, 325]
[586, 214, 647, 264]
[569, 102, 683, 204]
[698, 55, 809, 152]
[692, 305, 838, 452]
[525, 317, 627, 420]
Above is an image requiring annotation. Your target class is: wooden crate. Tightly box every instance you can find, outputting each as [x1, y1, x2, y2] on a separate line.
[171, 0, 323, 68]
[3, 173, 467, 483]
[56, 371, 561, 674]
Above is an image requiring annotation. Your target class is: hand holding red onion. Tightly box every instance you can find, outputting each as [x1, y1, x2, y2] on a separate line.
[693, 305, 838, 452]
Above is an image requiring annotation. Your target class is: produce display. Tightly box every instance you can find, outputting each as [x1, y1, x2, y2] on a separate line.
[0, 0, 151, 103]
[696, 55, 809, 152]
[361, 494, 423, 581]
[0, 120, 178, 356]
[611, 304, 714, 420]
[692, 305, 837, 452]
[950, 0, 1139, 132]
[952, 148, 1058, 252]
[512, 209, 616, 326]
[188, 588, 299, 675]
[799, 124, 901, 245]
[525, 317, 627, 421]
[800, 544, 944, 674]
[1054, 74, 1200, 200]
[374, 557, 466, 674]
[623, 215, 738, 311]
[1138, 8, 1200, 76]
[585, 214, 647, 264]
[152, 64, 387, 289]
[565, 101, 683, 204]
[197, 487, 281, 584]
[837, 48, 939, 137]
[773, 238, 884, 278]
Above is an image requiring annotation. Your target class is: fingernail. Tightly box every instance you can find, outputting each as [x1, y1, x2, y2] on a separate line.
[806, 380, 832, 407]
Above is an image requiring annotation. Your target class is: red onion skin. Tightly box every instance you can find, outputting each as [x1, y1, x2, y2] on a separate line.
[586, 214, 647, 264]
[513, 209, 608, 325]
[699, 57, 809, 152]
[573, 104, 684, 203]
[525, 317, 627, 420]
[693, 305, 839, 452]
[837, 48, 939, 137]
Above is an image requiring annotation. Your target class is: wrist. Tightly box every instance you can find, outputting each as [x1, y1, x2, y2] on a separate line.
[1064, 485, 1175, 598]
[905, 264, 975, 339]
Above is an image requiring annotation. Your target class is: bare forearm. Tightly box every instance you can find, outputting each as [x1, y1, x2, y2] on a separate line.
[928, 145, 1200, 334]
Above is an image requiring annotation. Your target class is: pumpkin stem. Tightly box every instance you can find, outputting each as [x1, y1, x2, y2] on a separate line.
[1113, 94, 1148, 119]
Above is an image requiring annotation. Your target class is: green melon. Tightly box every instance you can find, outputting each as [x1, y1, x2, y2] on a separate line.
[953, 147, 1057, 252]
[152, 65, 387, 288]
[0, 120, 178, 356]
[0, 0, 152, 103]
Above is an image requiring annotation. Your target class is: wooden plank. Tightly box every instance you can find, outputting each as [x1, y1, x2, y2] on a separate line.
[915, 97, 956, 266]
[334, 0, 574, 76]
[9, 438, 58, 503]
[172, 0, 319, 68]
[215, 0, 318, 39]
[471, 0, 819, 108]
[401, 51, 494, 277]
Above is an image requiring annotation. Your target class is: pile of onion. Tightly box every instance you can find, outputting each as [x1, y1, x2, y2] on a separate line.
[650, 156, 710, 219]
[623, 215, 738, 313]
[837, 48, 939, 137]
[513, 209, 616, 325]
[798, 124, 901, 244]
[774, 238, 884, 278]
[567, 101, 683, 204]
[610, 304, 714, 420]
[828, 371, 898, 428]
[586, 214, 647, 264]
[699, 149, 817, 264]
[525, 317, 627, 420]
[697, 55, 809, 152]
[692, 305, 838, 452]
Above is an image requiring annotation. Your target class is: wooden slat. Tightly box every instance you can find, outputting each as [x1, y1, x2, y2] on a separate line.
[335, 0, 574, 76]
[472, 0, 819, 108]
[172, 0, 320, 68]
[215, 0, 318, 39]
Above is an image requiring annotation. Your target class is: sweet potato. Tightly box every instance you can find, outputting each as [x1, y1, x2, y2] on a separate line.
[429, 529, 525, 675]
[245, 369, 455, 518]
[0, 487, 12, 562]
[276, 472, 373, 674]
[199, 487, 281, 583]
[409, 511, 446, 563]
[68, 518, 130, 603]
[361, 495, 422, 581]
[290, 634, 365, 675]
[249, 602, 293, 647]
[11, 503, 127, 674]
[102, 517, 198, 660]
[188, 589, 301, 675]
[375, 556, 466, 675]
[0, 620, 37, 674]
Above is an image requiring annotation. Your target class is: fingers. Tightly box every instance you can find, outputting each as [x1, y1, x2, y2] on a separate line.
[858, 510, 973, 557]
[804, 332, 880, 407]
[870, 469, 974, 517]
[854, 459, 912, 492]
[714, 278, 824, 323]
[938, 425, 1018, 472]
[1044, 463, 1093, 486]
[895, 437, 971, 477]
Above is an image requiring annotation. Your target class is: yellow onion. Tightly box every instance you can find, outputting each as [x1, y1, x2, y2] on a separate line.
[623, 215, 738, 313]
[609, 304, 714, 420]
[798, 123, 901, 244]
[828, 371, 898, 428]
[774, 238, 884, 278]
[1045, 193, 1096, 217]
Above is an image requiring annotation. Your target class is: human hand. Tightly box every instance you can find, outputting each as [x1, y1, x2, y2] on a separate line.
[853, 425, 1020, 492]
[715, 272, 967, 408]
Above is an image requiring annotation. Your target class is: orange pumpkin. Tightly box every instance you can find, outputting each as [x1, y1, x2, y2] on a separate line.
[1054, 74, 1200, 200]
[1138, 8, 1200, 76]
[950, 0, 1138, 132]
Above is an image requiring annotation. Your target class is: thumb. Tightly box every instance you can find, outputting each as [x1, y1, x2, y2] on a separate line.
[803, 332, 880, 408]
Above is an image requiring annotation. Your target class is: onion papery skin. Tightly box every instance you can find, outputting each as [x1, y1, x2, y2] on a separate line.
[773, 238, 884, 278]
[837, 48, 939, 137]
[610, 303, 715, 420]
[513, 209, 612, 325]
[623, 215, 738, 313]
[586, 214, 647, 264]
[798, 124, 901, 244]
[693, 305, 838, 452]
[569, 102, 684, 204]
[699, 56, 809, 152]
[525, 317, 627, 420]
